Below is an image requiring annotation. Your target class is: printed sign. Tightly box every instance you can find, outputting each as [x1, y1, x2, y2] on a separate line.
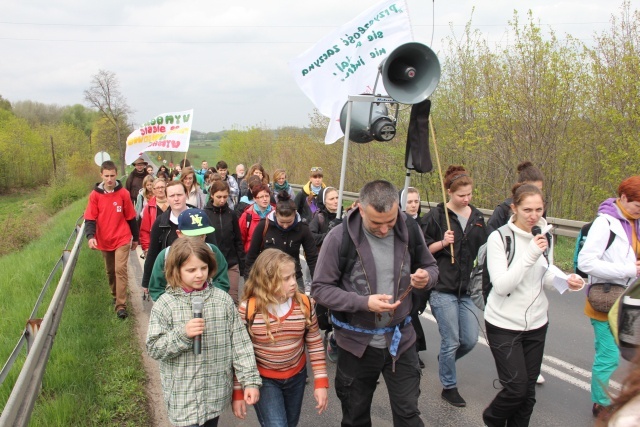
[125, 109, 194, 164]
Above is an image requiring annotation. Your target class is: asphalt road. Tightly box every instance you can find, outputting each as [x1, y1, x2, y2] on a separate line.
[130, 252, 631, 426]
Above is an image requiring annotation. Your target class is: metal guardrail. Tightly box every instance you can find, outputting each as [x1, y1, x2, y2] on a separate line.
[0, 217, 85, 427]
[290, 184, 586, 238]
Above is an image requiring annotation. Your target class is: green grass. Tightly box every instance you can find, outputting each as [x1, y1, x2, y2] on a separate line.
[554, 235, 577, 273]
[0, 198, 149, 426]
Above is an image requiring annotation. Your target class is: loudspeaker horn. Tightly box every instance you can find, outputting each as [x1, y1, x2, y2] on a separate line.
[379, 42, 441, 105]
[339, 99, 395, 143]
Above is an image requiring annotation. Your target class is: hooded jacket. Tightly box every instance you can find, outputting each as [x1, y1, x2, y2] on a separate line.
[147, 285, 261, 426]
[578, 198, 639, 321]
[420, 203, 487, 295]
[244, 211, 318, 280]
[237, 203, 275, 253]
[309, 187, 338, 247]
[485, 217, 555, 331]
[141, 206, 217, 289]
[139, 196, 166, 251]
[294, 181, 326, 223]
[84, 180, 138, 251]
[311, 208, 438, 358]
[203, 200, 245, 270]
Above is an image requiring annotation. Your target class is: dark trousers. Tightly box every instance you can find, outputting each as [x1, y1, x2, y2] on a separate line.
[483, 322, 548, 427]
[335, 345, 423, 427]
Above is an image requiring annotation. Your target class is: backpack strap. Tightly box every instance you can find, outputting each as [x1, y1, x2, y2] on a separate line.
[496, 224, 516, 266]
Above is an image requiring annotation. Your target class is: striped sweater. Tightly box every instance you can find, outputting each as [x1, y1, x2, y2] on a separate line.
[233, 296, 329, 399]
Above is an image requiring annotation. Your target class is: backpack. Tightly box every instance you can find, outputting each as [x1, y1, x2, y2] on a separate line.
[337, 214, 423, 280]
[468, 224, 515, 311]
[245, 294, 312, 334]
[573, 217, 614, 278]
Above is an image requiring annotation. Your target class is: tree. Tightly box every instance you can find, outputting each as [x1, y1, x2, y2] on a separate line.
[84, 70, 132, 171]
[0, 95, 11, 112]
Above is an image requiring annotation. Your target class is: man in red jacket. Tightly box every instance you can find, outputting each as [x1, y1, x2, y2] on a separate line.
[85, 160, 139, 319]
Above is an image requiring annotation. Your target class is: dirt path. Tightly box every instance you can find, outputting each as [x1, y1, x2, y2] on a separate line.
[128, 250, 171, 427]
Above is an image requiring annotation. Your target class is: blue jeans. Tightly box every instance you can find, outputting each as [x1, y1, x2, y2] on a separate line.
[254, 367, 308, 427]
[591, 318, 620, 405]
[429, 291, 479, 388]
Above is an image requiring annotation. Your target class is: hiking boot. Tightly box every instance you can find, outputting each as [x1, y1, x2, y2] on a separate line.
[441, 387, 466, 407]
[592, 403, 611, 418]
[418, 356, 425, 369]
[536, 373, 545, 384]
[116, 309, 128, 319]
[326, 332, 338, 363]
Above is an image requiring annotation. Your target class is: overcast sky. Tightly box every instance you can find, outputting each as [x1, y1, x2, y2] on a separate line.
[1, 0, 636, 132]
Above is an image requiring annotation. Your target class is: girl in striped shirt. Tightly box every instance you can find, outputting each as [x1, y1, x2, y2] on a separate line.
[233, 248, 329, 426]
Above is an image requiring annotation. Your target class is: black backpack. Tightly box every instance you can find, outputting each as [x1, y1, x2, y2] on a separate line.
[573, 217, 614, 278]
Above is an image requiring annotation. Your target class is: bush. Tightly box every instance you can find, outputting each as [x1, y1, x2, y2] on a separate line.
[43, 176, 93, 215]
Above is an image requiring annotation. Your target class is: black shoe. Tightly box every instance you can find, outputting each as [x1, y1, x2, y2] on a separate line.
[592, 403, 610, 418]
[116, 309, 128, 319]
[442, 387, 466, 407]
[418, 356, 425, 369]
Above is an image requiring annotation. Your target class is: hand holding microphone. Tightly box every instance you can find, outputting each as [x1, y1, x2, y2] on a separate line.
[531, 225, 549, 263]
[187, 296, 204, 355]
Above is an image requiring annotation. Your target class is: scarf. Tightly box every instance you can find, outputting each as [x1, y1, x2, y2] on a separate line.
[273, 180, 290, 193]
[617, 199, 640, 259]
[254, 204, 272, 219]
[311, 184, 323, 195]
[598, 198, 640, 257]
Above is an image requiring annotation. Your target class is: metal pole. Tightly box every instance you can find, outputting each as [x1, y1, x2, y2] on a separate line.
[336, 101, 353, 220]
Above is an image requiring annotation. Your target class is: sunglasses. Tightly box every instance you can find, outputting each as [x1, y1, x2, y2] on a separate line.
[310, 167, 323, 173]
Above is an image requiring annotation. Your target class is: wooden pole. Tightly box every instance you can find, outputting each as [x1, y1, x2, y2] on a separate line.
[50, 136, 57, 175]
[428, 116, 454, 263]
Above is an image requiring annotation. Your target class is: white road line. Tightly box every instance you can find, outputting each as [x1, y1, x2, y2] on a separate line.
[420, 311, 622, 392]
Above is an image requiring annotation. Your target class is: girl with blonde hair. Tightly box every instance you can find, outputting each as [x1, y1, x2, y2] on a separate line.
[236, 248, 328, 426]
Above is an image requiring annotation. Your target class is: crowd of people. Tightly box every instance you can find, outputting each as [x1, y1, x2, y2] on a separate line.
[82, 157, 640, 427]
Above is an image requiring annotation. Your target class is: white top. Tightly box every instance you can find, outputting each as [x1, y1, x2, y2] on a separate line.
[485, 217, 556, 331]
[577, 213, 637, 287]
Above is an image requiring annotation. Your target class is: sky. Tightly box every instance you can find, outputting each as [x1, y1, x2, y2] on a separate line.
[1, 0, 637, 133]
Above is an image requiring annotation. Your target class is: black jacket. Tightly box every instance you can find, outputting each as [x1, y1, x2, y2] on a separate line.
[244, 211, 318, 280]
[421, 203, 487, 295]
[141, 206, 217, 288]
[203, 201, 245, 271]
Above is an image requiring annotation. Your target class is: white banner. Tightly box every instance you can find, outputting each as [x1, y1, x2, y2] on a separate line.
[289, 0, 413, 144]
[125, 109, 194, 165]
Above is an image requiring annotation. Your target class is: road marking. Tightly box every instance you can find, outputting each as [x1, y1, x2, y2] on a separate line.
[420, 311, 622, 392]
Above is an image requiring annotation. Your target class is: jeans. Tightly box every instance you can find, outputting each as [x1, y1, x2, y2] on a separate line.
[590, 318, 620, 405]
[335, 345, 423, 427]
[101, 244, 130, 311]
[429, 291, 479, 388]
[483, 322, 547, 427]
[254, 367, 307, 427]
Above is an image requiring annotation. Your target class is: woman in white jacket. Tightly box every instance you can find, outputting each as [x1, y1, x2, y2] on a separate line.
[482, 183, 584, 427]
[577, 175, 640, 418]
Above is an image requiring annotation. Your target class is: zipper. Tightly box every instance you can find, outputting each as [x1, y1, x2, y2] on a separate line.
[354, 246, 374, 323]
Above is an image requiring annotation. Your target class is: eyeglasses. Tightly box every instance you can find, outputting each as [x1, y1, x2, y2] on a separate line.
[154, 186, 166, 191]
[255, 194, 270, 200]
[310, 167, 323, 173]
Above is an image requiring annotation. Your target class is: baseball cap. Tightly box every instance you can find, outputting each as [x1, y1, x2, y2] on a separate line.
[177, 208, 215, 236]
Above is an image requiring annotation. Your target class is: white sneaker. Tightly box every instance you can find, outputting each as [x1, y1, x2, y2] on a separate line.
[536, 373, 545, 384]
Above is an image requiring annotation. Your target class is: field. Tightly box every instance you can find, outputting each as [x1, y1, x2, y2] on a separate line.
[146, 140, 221, 168]
[0, 198, 148, 426]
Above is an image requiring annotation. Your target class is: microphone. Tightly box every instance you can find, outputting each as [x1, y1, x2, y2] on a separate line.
[531, 226, 548, 263]
[192, 296, 204, 355]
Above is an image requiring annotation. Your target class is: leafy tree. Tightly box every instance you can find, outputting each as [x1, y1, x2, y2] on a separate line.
[84, 70, 132, 171]
[0, 95, 11, 112]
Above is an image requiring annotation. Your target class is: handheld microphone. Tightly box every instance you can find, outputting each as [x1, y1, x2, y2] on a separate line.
[531, 226, 549, 263]
[192, 296, 204, 355]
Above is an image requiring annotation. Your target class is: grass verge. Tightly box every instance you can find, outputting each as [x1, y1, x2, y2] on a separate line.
[0, 198, 149, 426]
